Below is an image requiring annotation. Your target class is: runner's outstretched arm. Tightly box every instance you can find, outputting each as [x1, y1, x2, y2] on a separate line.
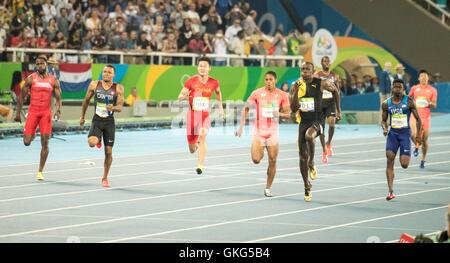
[408, 97, 422, 144]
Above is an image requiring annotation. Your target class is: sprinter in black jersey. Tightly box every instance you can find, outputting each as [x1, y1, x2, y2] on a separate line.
[290, 62, 341, 202]
[80, 65, 124, 187]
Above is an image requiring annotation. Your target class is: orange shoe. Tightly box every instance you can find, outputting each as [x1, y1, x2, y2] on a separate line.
[326, 144, 333, 157]
[321, 152, 328, 164]
[386, 192, 396, 201]
[102, 178, 109, 188]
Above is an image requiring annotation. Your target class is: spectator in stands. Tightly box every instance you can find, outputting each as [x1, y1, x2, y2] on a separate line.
[97, 4, 108, 20]
[67, 30, 82, 62]
[10, 29, 27, 47]
[202, 33, 213, 54]
[212, 29, 228, 66]
[267, 30, 287, 67]
[27, 16, 44, 39]
[243, 10, 259, 36]
[280, 82, 289, 93]
[57, 7, 70, 38]
[339, 77, 349, 96]
[202, 5, 222, 35]
[347, 79, 358, 96]
[380, 61, 393, 101]
[170, 2, 184, 30]
[243, 35, 257, 66]
[197, 0, 211, 18]
[85, 9, 102, 31]
[69, 12, 84, 36]
[287, 29, 305, 56]
[109, 4, 127, 21]
[188, 31, 205, 54]
[149, 31, 161, 52]
[91, 28, 108, 63]
[140, 16, 153, 40]
[393, 63, 406, 82]
[355, 79, 366, 95]
[125, 87, 141, 106]
[215, 0, 232, 18]
[363, 74, 372, 90]
[113, 31, 133, 51]
[42, 0, 57, 24]
[152, 15, 166, 41]
[252, 39, 267, 66]
[53, 31, 67, 49]
[229, 29, 245, 66]
[366, 76, 380, 93]
[45, 18, 58, 41]
[178, 18, 194, 63]
[113, 15, 127, 37]
[225, 4, 245, 26]
[239, 1, 252, 15]
[30, 0, 44, 17]
[432, 72, 441, 84]
[185, 3, 201, 34]
[225, 18, 242, 43]
[404, 72, 412, 93]
[153, 1, 169, 25]
[161, 31, 179, 64]
[10, 70, 22, 98]
[136, 31, 150, 64]
[10, 10, 25, 37]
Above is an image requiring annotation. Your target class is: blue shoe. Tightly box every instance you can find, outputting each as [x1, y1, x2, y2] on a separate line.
[413, 148, 419, 157]
[420, 160, 425, 169]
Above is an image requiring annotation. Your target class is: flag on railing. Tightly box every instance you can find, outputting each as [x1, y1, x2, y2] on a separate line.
[59, 64, 92, 93]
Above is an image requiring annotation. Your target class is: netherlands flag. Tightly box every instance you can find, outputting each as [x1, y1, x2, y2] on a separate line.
[59, 64, 92, 93]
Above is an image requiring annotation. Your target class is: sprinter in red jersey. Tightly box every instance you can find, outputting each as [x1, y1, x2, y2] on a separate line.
[15, 56, 62, 181]
[178, 57, 224, 175]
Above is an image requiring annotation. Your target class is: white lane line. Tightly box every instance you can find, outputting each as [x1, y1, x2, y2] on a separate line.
[244, 206, 447, 243]
[1, 150, 449, 201]
[0, 172, 448, 240]
[3, 134, 449, 169]
[0, 182, 264, 220]
[0, 136, 391, 168]
[3, 137, 450, 177]
[0, 139, 391, 177]
[102, 187, 450, 243]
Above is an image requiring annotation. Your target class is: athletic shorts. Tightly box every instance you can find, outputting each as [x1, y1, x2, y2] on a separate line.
[321, 99, 336, 118]
[88, 115, 116, 147]
[298, 121, 323, 152]
[411, 113, 430, 130]
[24, 110, 52, 136]
[386, 129, 411, 156]
[253, 128, 279, 147]
[186, 110, 210, 144]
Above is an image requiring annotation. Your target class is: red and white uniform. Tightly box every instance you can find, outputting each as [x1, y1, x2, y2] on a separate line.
[24, 72, 56, 135]
[408, 84, 437, 130]
[184, 75, 220, 144]
[247, 87, 289, 144]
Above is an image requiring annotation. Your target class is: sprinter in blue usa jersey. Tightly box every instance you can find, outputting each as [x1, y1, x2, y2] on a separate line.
[381, 79, 422, 201]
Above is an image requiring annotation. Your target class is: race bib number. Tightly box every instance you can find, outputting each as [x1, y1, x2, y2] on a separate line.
[299, 97, 315, 112]
[415, 96, 429, 108]
[262, 104, 274, 118]
[322, 90, 333, 99]
[391, 113, 408, 129]
[193, 97, 209, 111]
[96, 102, 109, 117]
